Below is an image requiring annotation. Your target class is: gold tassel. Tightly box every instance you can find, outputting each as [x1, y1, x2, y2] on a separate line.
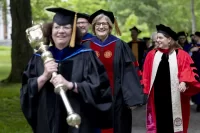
[70, 13, 77, 47]
[114, 17, 121, 36]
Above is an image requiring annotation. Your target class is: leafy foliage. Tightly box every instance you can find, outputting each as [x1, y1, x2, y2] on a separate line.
[31, 0, 109, 23]
[30, 0, 200, 41]
[31, 0, 62, 23]
[109, 0, 200, 41]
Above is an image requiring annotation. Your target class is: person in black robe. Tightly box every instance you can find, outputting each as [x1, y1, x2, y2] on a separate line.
[83, 9, 144, 133]
[127, 26, 147, 70]
[143, 37, 151, 49]
[190, 31, 200, 112]
[20, 7, 112, 133]
[177, 31, 190, 51]
[77, 13, 93, 43]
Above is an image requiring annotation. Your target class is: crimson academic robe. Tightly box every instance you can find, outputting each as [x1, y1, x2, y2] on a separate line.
[142, 49, 200, 133]
[83, 35, 144, 133]
[20, 45, 112, 133]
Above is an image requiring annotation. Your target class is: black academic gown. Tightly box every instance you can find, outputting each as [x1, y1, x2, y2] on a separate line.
[154, 53, 174, 133]
[127, 40, 147, 70]
[20, 45, 112, 133]
[83, 35, 144, 133]
[191, 48, 200, 105]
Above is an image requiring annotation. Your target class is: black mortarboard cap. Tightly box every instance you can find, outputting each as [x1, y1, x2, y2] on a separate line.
[88, 9, 114, 24]
[190, 34, 194, 37]
[129, 26, 141, 33]
[77, 13, 90, 20]
[177, 31, 188, 37]
[143, 37, 150, 41]
[195, 32, 200, 37]
[46, 7, 75, 25]
[156, 24, 177, 40]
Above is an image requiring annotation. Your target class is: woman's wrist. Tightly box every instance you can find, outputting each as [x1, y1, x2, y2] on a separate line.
[65, 81, 78, 92]
[37, 74, 49, 91]
[66, 82, 74, 90]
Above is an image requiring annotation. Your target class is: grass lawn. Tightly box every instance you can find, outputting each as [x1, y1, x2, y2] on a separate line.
[0, 46, 32, 133]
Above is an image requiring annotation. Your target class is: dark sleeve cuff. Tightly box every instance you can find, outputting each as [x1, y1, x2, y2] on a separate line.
[28, 77, 39, 97]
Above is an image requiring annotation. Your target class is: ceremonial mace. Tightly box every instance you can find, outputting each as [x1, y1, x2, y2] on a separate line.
[25, 24, 81, 128]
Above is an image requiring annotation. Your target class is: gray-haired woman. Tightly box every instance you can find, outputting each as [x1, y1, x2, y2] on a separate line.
[83, 9, 144, 133]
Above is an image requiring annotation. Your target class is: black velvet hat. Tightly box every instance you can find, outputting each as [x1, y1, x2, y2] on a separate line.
[129, 26, 141, 33]
[190, 34, 194, 37]
[156, 24, 177, 40]
[88, 9, 114, 24]
[88, 9, 121, 36]
[143, 37, 150, 41]
[177, 31, 188, 37]
[77, 13, 90, 20]
[195, 32, 200, 37]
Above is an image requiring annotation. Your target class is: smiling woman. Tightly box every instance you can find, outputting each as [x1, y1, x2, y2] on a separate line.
[43, 22, 82, 49]
[83, 9, 144, 133]
[20, 7, 112, 133]
[51, 23, 72, 49]
[143, 24, 200, 133]
[91, 14, 112, 42]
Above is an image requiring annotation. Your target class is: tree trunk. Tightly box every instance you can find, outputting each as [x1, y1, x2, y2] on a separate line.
[191, 0, 196, 33]
[2, 0, 8, 39]
[4, 0, 33, 83]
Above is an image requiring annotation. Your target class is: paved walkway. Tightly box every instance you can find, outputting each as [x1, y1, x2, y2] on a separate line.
[131, 105, 200, 133]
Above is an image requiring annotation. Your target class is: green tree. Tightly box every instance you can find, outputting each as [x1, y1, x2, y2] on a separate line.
[110, 0, 200, 38]
[31, 0, 62, 23]
[31, 0, 109, 23]
[4, 0, 33, 83]
[109, 0, 160, 41]
[59, 0, 109, 13]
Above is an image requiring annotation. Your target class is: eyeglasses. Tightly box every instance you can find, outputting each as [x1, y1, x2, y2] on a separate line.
[95, 22, 109, 28]
[77, 22, 88, 25]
